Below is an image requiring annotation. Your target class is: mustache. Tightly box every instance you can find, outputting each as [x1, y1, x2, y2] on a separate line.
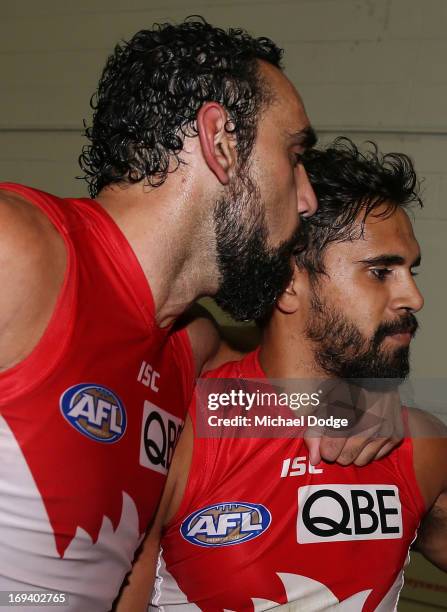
[375, 313, 419, 344]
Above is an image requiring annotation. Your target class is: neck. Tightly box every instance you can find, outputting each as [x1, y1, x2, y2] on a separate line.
[95, 175, 219, 327]
[259, 315, 329, 379]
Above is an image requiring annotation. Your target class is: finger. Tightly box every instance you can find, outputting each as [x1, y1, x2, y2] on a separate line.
[337, 426, 403, 466]
[335, 436, 371, 466]
[350, 427, 403, 467]
[373, 437, 403, 461]
[304, 421, 326, 465]
[353, 438, 391, 467]
[318, 435, 348, 463]
[303, 433, 322, 466]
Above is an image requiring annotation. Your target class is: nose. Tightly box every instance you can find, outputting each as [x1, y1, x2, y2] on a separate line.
[393, 276, 424, 314]
[296, 163, 318, 217]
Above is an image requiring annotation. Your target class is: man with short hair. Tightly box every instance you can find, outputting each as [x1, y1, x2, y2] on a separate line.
[119, 139, 447, 611]
[0, 19, 318, 610]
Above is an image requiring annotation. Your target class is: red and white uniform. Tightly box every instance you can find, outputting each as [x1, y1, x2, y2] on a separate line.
[153, 351, 426, 612]
[0, 184, 195, 611]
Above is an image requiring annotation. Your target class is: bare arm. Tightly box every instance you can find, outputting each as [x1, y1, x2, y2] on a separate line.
[409, 407, 447, 571]
[114, 416, 194, 611]
[415, 491, 447, 571]
[176, 303, 243, 375]
[0, 190, 66, 370]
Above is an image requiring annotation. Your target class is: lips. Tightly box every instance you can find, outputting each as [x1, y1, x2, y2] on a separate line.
[382, 320, 417, 346]
[386, 331, 413, 345]
[384, 319, 417, 336]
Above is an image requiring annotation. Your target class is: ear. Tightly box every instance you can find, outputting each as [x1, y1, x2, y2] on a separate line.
[276, 264, 308, 315]
[197, 102, 237, 185]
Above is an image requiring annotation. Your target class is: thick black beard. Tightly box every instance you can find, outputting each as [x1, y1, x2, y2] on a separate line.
[213, 166, 301, 321]
[306, 287, 418, 379]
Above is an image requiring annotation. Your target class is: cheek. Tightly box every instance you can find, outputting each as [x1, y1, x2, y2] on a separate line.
[261, 168, 298, 240]
[332, 278, 387, 334]
[359, 300, 391, 341]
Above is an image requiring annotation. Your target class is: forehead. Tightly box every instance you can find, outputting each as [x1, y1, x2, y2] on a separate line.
[325, 206, 421, 266]
[258, 61, 309, 132]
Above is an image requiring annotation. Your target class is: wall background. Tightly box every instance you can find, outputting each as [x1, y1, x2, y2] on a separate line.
[1, 1, 447, 609]
[1, 0, 446, 381]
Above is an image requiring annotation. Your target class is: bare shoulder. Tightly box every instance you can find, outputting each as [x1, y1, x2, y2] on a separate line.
[407, 407, 447, 507]
[0, 189, 43, 244]
[0, 189, 66, 370]
[407, 406, 447, 438]
[0, 188, 63, 267]
[176, 303, 248, 375]
[175, 304, 221, 375]
[203, 342, 245, 372]
[187, 315, 245, 374]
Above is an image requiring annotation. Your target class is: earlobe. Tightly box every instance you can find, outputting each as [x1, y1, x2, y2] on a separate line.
[276, 275, 300, 315]
[197, 102, 236, 185]
[276, 265, 311, 315]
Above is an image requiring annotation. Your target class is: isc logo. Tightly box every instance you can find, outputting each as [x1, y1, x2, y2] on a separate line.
[297, 484, 403, 544]
[139, 401, 183, 475]
[137, 360, 160, 392]
[280, 456, 323, 477]
[60, 383, 127, 443]
[181, 502, 271, 547]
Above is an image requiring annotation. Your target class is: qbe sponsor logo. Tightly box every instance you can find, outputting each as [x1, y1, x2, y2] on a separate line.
[139, 401, 183, 475]
[181, 502, 271, 547]
[297, 484, 402, 544]
[60, 383, 127, 443]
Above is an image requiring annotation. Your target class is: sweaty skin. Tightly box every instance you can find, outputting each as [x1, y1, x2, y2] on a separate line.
[114, 206, 447, 611]
[0, 60, 316, 374]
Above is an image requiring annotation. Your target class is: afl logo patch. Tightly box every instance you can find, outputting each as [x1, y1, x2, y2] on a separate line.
[60, 383, 127, 443]
[181, 502, 271, 547]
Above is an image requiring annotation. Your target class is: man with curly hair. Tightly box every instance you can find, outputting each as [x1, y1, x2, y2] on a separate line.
[0, 19, 397, 610]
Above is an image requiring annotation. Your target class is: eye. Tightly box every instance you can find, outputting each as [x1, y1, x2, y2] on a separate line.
[370, 267, 392, 281]
[411, 269, 419, 277]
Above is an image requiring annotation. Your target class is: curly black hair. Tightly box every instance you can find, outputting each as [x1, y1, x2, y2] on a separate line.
[79, 17, 283, 197]
[297, 137, 423, 277]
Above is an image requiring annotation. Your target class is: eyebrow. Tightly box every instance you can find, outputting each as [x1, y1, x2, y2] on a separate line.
[357, 254, 422, 267]
[289, 125, 318, 150]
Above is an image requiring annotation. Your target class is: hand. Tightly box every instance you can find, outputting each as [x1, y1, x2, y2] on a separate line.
[304, 380, 404, 466]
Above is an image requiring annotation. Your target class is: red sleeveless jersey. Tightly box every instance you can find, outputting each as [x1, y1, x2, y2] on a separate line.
[0, 183, 195, 611]
[153, 350, 426, 612]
